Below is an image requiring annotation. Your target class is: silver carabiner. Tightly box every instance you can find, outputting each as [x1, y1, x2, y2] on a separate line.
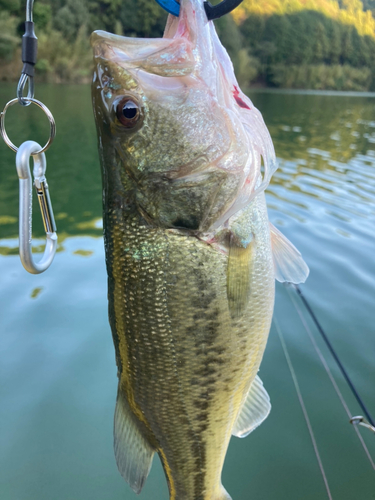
[16, 140, 57, 274]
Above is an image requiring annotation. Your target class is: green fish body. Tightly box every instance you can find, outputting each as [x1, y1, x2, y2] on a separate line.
[91, 1, 308, 498]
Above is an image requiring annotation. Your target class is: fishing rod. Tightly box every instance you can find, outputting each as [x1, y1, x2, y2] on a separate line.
[294, 284, 375, 431]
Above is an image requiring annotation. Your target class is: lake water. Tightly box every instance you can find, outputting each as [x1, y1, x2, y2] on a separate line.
[1, 84, 374, 500]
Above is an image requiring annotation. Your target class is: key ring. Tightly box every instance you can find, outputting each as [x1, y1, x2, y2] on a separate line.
[0, 97, 56, 155]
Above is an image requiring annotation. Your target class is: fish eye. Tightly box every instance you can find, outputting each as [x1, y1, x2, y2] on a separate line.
[115, 96, 141, 128]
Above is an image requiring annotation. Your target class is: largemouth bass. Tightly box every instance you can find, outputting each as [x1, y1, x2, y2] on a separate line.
[91, 1, 309, 498]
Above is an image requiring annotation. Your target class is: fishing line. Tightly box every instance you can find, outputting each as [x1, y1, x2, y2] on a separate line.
[293, 284, 375, 429]
[274, 319, 333, 500]
[287, 286, 375, 471]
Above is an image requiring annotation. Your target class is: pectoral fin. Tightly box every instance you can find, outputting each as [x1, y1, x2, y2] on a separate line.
[227, 235, 254, 319]
[269, 222, 309, 284]
[114, 389, 155, 494]
[232, 375, 271, 438]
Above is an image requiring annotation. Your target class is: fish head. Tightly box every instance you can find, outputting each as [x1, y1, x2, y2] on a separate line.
[91, 28, 217, 174]
[91, 0, 276, 232]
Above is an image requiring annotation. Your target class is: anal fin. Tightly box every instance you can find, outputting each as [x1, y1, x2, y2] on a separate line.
[232, 375, 271, 438]
[114, 389, 155, 493]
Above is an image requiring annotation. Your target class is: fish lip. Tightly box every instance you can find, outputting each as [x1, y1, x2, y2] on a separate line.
[91, 30, 125, 49]
[90, 29, 175, 64]
[91, 30, 128, 58]
[91, 30, 141, 60]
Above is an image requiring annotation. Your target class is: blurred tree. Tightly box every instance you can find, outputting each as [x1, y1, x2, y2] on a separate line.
[118, 0, 167, 37]
[0, 0, 20, 13]
[254, 40, 277, 68]
[313, 21, 329, 63]
[215, 13, 243, 70]
[33, 3, 52, 31]
[236, 49, 259, 86]
[328, 20, 342, 64]
[0, 11, 19, 59]
[54, 0, 89, 41]
[240, 15, 265, 49]
[276, 15, 293, 64]
[263, 15, 285, 64]
[358, 35, 372, 66]
[362, 0, 375, 14]
[341, 25, 354, 63]
[342, 0, 363, 14]
[289, 12, 313, 64]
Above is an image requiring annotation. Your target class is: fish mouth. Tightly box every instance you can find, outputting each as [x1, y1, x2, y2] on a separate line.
[91, 30, 195, 78]
[91, 30, 172, 61]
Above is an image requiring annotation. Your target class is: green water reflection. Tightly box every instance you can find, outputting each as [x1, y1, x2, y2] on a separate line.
[1, 84, 374, 500]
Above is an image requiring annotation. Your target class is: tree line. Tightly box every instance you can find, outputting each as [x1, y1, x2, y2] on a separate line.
[1, 0, 375, 90]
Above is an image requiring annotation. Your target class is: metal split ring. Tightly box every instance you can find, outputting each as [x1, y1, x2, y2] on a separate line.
[0, 97, 56, 155]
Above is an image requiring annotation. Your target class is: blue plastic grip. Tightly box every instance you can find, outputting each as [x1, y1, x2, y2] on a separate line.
[154, 0, 180, 16]
[154, 1, 243, 20]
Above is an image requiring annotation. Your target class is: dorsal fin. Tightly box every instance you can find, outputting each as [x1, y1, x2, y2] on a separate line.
[232, 375, 271, 438]
[114, 389, 155, 494]
[269, 222, 309, 284]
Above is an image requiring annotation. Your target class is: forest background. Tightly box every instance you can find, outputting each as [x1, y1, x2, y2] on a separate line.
[2, 0, 375, 91]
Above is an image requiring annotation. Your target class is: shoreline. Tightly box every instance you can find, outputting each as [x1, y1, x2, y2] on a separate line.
[1, 80, 375, 97]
